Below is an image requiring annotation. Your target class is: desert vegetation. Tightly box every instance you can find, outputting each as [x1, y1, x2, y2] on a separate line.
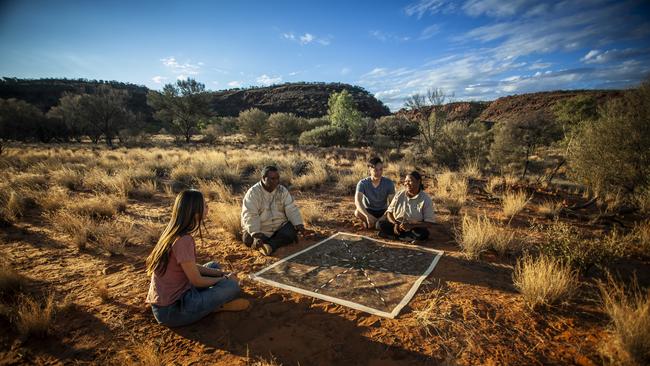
[0, 79, 648, 365]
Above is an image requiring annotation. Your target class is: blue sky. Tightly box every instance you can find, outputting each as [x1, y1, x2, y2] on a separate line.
[1, 0, 649, 110]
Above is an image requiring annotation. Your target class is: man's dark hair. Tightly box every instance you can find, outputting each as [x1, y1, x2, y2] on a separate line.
[368, 157, 382, 167]
[261, 165, 279, 178]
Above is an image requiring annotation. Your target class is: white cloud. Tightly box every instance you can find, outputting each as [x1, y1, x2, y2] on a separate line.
[581, 48, 650, 64]
[160, 56, 201, 78]
[529, 62, 552, 70]
[282, 32, 330, 46]
[369, 30, 410, 42]
[300, 33, 315, 44]
[341, 67, 351, 75]
[404, 0, 454, 19]
[256, 74, 282, 86]
[151, 75, 167, 84]
[227, 81, 242, 88]
[419, 24, 440, 40]
[462, 0, 536, 18]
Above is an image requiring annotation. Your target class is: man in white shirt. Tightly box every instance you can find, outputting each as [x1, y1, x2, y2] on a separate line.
[241, 166, 305, 255]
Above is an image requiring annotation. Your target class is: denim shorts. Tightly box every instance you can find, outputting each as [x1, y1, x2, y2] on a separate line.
[151, 261, 240, 327]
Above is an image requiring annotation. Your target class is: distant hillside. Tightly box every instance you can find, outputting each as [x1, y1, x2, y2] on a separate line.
[395, 90, 622, 124]
[0, 77, 153, 118]
[210, 82, 390, 118]
[0, 78, 390, 120]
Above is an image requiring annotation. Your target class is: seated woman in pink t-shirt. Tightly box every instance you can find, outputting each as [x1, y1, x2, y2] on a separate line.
[145, 189, 250, 327]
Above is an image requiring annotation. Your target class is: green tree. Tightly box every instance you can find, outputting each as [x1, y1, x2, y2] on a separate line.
[267, 112, 305, 144]
[299, 125, 349, 147]
[147, 78, 212, 143]
[405, 88, 453, 155]
[569, 81, 650, 199]
[433, 121, 491, 169]
[47, 92, 85, 142]
[489, 111, 561, 178]
[0, 98, 43, 154]
[77, 85, 134, 146]
[328, 90, 363, 144]
[238, 108, 269, 142]
[375, 115, 419, 153]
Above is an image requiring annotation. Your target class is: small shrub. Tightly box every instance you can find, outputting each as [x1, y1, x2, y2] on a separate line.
[538, 221, 624, 273]
[267, 112, 304, 144]
[599, 277, 650, 365]
[299, 125, 349, 147]
[502, 191, 529, 219]
[239, 108, 269, 141]
[513, 255, 578, 309]
[16, 293, 55, 338]
[485, 176, 504, 197]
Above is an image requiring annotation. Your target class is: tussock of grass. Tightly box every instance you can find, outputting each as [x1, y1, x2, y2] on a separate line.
[0, 263, 27, 296]
[213, 202, 242, 239]
[16, 293, 55, 338]
[460, 160, 482, 180]
[485, 176, 504, 197]
[412, 286, 448, 337]
[11, 173, 48, 189]
[292, 160, 330, 191]
[0, 187, 25, 225]
[68, 195, 127, 219]
[599, 277, 650, 365]
[35, 187, 68, 213]
[199, 179, 233, 203]
[513, 255, 578, 309]
[300, 202, 323, 225]
[458, 214, 517, 258]
[435, 171, 468, 215]
[502, 191, 529, 219]
[96, 280, 111, 302]
[537, 200, 562, 219]
[129, 180, 158, 200]
[335, 160, 367, 194]
[52, 167, 84, 190]
[125, 343, 163, 366]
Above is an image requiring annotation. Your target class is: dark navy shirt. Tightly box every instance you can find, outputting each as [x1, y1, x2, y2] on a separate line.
[355, 177, 396, 211]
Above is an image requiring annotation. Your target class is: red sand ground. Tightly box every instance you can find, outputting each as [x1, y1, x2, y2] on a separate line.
[0, 178, 640, 365]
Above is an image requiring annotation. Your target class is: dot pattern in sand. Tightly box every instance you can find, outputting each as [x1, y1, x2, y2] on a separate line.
[250, 232, 443, 318]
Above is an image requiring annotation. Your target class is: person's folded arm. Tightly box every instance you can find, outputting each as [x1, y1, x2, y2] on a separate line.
[180, 261, 223, 288]
[241, 190, 262, 236]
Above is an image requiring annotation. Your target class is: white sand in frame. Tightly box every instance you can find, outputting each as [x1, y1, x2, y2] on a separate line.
[250, 232, 444, 318]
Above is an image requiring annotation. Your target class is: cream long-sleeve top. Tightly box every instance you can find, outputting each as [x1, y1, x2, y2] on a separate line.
[241, 182, 303, 237]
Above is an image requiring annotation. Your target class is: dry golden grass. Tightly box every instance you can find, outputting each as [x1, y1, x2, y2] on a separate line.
[94, 220, 133, 256]
[599, 277, 650, 365]
[458, 214, 517, 258]
[504, 174, 520, 187]
[125, 343, 163, 366]
[435, 171, 468, 215]
[51, 167, 84, 190]
[139, 219, 163, 246]
[129, 180, 158, 200]
[335, 160, 367, 194]
[35, 187, 68, 213]
[485, 176, 504, 197]
[0, 263, 27, 296]
[300, 202, 323, 225]
[537, 200, 563, 219]
[199, 179, 233, 203]
[16, 292, 55, 338]
[213, 201, 242, 239]
[0, 187, 25, 224]
[96, 280, 111, 302]
[11, 173, 48, 189]
[412, 286, 448, 337]
[48, 211, 92, 250]
[502, 191, 529, 219]
[513, 255, 578, 309]
[292, 160, 330, 191]
[67, 195, 127, 219]
[460, 160, 482, 180]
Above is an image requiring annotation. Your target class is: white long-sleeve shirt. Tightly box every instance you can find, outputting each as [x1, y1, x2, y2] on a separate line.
[241, 182, 303, 236]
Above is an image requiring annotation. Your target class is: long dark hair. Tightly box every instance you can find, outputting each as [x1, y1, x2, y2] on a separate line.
[145, 189, 205, 276]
